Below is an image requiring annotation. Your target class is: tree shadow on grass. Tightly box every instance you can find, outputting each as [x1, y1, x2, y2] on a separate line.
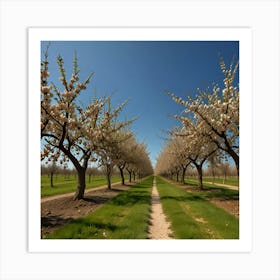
[211, 194, 239, 201]
[160, 194, 205, 203]
[65, 220, 126, 239]
[71, 220, 119, 231]
[82, 196, 112, 204]
[111, 192, 151, 206]
[180, 184, 239, 201]
[43, 216, 124, 239]
[200, 189, 239, 201]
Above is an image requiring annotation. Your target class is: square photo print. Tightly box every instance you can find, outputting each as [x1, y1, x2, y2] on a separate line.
[29, 27, 252, 252]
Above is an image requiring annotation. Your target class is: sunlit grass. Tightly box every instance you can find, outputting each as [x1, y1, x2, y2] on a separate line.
[185, 176, 239, 186]
[45, 176, 153, 239]
[41, 174, 128, 197]
[156, 177, 239, 239]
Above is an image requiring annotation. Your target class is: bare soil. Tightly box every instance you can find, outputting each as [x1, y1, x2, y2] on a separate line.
[207, 197, 239, 218]
[41, 181, 122, 203]
[41, 183, 130, 238]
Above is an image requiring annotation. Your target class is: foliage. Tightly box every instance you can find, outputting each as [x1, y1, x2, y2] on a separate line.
[41, 49, 153, 199]
[167, 56, 239, 174]
[156, 56, 239, 189]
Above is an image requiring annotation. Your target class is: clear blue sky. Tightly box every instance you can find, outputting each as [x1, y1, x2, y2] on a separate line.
[41, 41, 239, 167]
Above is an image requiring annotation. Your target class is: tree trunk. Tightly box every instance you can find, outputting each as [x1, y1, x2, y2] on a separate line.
[106, 165, 112, 189]
[226, 146, 239, 177]
[133, 171, 136, 181]
[181, 166, 186, 184]
[176, 171, 179, 182]
[211, 169, 215, 185]
[74, 168, 86, 200]
[196, 164, 203, 190]
[223, 172, 227, 184]
[235, 158, 239, 179]
[106, 173, 111, 189]
[50, 172, 54, 188]
[128, 171, 132, 183]
[119, 167, 125, 185]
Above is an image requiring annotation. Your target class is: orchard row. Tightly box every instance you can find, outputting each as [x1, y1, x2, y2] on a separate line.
[41, 51, 153, 200]
[155, 57, 239, 189]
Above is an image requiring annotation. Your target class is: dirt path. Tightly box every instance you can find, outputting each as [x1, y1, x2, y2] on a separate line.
[148, 178, 173, 239]
[41, 181, 122, 203]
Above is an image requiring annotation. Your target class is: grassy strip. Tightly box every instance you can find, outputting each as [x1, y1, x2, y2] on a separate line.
[204, 177, 239, 186]
[185, 176, 239, 186]
[180, 179, 239, 199]
[156, 177, 239, 239]
[45, 176, 153, 239]
[41, 175, 128, 197]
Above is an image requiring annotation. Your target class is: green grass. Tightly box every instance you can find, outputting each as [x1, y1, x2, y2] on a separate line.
[41, 174, 128, 197]
[186, 176, 239, 186]
[45, 176, 153, 239]
[181, 179, 239, 197]
[156, 177, 239, 239]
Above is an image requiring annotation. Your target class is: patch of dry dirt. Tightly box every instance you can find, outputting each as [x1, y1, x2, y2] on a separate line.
[194, 217, 207, 223]
[41, 184, 130, 238]
[207, 197, 239, 218]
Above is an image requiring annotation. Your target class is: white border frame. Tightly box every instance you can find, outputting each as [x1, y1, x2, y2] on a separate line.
[1, 1, 279, 279]
[28, 27, 252, 253]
